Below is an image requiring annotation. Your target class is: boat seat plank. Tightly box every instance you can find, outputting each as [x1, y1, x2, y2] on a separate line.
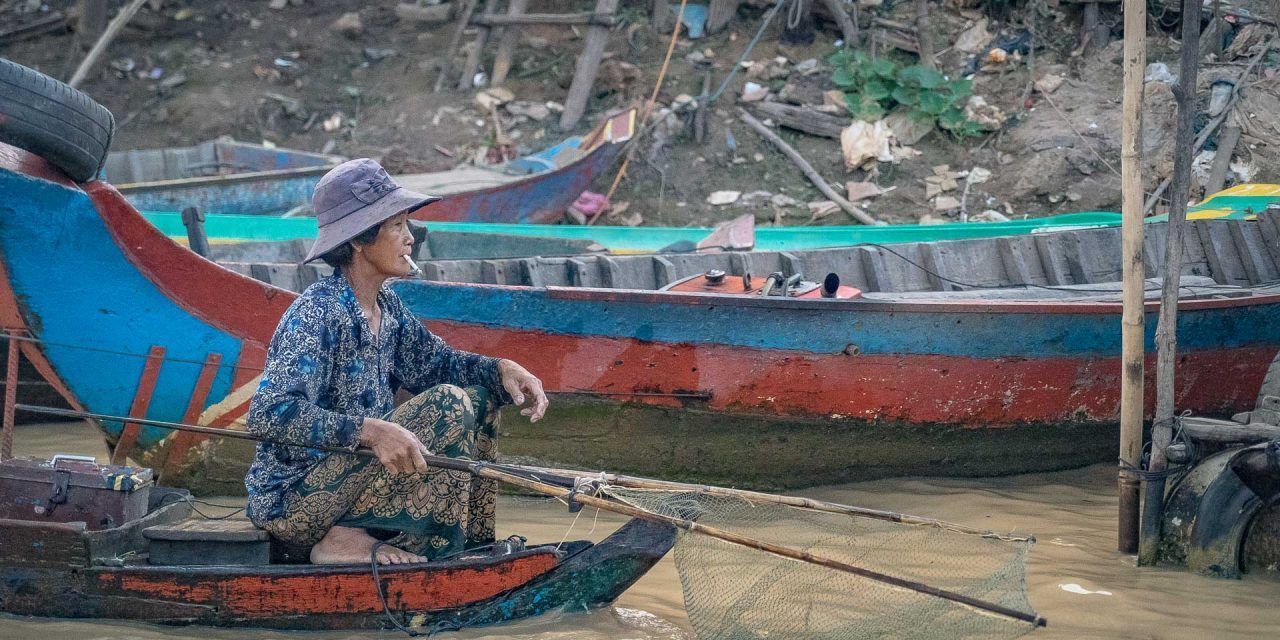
[144, 518, 267, 543]
[1073, 230, 1123, 283]
[997, 237, 1033, 285]
[652, 256, 677, 288]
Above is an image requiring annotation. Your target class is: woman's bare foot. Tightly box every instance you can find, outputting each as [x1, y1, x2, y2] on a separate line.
[309, 525, 427, 565]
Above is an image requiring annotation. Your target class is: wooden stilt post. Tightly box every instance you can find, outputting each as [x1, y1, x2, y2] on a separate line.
[707, 0, 740, 34]
[651, 0, 670, 35]
[1139, 0, 1202, 564]
[67, 0, 148, 88]
[490, 0, 529, 87]
[820, 0, 859, 46]
[2, 333, 18, 461]
[781, 0, 814, 45]
[914, 0, 936, 69]
[559, 0, 620, 130]
[1117, 0, 1146, 555]
[435, 0, 483, 92]
[459, 0, 504, 90]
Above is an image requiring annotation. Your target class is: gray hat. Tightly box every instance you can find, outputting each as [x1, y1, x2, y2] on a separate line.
[303, 158, 439, 263]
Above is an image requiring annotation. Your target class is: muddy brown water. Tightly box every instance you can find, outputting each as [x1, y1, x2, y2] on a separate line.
[3, 421, 1278, 639]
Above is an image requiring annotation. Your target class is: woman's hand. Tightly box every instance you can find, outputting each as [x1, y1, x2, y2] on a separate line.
[498, 359, 549, 422]
[359, 417, 430, 474]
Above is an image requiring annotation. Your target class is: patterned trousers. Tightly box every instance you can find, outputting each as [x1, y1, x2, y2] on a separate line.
[261, 384, 499, 559]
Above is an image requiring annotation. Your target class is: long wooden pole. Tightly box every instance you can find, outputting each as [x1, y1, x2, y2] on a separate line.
[737, 108, 881, 225]
[1117, 0, 1146, 555]
[508, 465, 1034, 541]
[67, 0, 148, 88]
[1139, 0, 1201, 564]
[16, 403, 1044, 627]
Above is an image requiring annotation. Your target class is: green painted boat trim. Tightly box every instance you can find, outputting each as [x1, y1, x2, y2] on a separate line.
[143, 210, 1123, 252]
[141, 183, 1280, 253]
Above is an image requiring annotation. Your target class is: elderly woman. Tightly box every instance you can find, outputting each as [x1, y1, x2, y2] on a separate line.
[245, 159, 548, 565]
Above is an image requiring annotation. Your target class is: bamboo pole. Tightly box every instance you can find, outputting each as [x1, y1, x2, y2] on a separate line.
[1138, 0, 1201, 565]
[1117, 0, 1146, 555]
[507, 465, 1034, 541]
[15, 403, 1045, 627]
[67, 0, 148, 88]
[737, 108, 881, 225]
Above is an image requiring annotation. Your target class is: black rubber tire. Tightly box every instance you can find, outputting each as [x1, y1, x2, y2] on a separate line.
[0, 57, 114, 183]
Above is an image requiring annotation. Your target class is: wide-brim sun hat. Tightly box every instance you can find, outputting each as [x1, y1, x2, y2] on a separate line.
[303, 158, 440, 263]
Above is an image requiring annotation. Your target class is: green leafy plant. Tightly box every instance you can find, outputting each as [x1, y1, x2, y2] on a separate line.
[827, 49, 981, 138]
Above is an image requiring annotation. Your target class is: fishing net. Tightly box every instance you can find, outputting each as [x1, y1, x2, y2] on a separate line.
[603, 487, 1039, 640]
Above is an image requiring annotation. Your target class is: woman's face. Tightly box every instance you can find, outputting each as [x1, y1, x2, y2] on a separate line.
[355, 213, 415, 278]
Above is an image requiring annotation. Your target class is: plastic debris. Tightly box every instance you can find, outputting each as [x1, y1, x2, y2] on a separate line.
[840, 120, 894, 170]
[707, 191, 742, 205]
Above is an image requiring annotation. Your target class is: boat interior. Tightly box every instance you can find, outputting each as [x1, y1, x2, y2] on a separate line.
[218, 215, 1280, 301]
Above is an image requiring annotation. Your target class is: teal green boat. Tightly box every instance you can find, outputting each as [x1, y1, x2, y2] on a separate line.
[144, 210, 1122, 254]
[141, 184, 1278, 256]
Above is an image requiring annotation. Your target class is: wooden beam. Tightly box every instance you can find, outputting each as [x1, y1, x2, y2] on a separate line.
[1178, 416, 1280, 443]
[0, 10, 69, 45]
[471, 11, 620, 27]
[745, 101, 851, 139]
[158, 352, 222, 481]
[819, 0, 858, 45]
[559, 0, 620, 130]
[110, 345, 166, 465]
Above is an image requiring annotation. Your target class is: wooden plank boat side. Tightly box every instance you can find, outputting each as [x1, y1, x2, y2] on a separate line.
[3, 142, 1279, 493]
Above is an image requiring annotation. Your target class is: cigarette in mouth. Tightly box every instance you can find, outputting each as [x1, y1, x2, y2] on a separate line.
[403, 255, 421, 276]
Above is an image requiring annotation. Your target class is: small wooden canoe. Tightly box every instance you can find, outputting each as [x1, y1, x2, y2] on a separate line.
[110, 110, 635, 223]
[0, 486, 675, 631]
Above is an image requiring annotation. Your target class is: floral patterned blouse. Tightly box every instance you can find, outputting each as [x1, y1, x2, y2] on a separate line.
[245, 270, 506, 524]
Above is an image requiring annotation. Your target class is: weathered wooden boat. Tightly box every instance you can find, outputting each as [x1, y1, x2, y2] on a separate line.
[0, 457, 674, 631]
[144, 209, 1126, 258]
[108, 110, 635, 223]
[2, 141, 1279, 495]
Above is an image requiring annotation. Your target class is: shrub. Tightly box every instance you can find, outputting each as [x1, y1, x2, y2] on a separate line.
[827, 49, 981, 138]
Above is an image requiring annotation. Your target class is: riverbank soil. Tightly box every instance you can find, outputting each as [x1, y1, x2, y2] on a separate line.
[4, 1, 1277, 226]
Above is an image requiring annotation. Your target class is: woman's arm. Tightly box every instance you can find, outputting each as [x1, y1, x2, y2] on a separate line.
[247, 296, 364, 450]
[390, 298, 511, 404]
